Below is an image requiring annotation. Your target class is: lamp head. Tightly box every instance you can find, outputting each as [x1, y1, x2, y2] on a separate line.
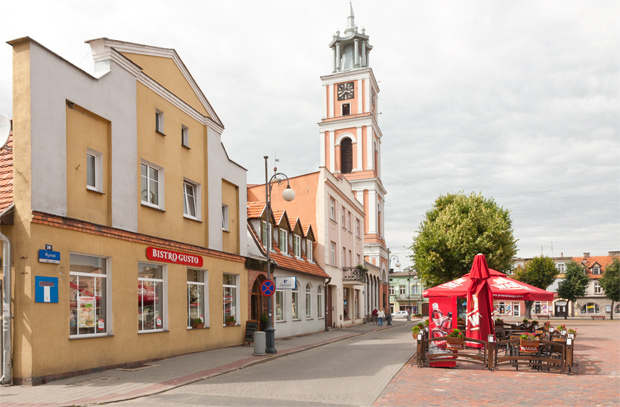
[282, 185, 295, 202]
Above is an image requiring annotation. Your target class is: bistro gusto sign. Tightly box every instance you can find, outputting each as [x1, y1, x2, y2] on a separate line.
[146, 247, 203, 267]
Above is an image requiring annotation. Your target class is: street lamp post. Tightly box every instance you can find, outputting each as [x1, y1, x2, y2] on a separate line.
[264, 156, 295, 354]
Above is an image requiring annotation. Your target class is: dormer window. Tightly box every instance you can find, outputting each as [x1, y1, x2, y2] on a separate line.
[294, 235, 301, 258]
[307, 240, 313, 262]
[592, 266, 601, 275]
[262, 221, 268, 247]
[279, 229, 288, 254]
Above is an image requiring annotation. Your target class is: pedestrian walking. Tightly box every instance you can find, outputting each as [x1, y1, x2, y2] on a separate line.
[372, 307, 378, 325]
[378, 309, 385, 326]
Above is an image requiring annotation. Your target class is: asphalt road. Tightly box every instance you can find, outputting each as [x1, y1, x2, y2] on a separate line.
[106, 323, 416, 406]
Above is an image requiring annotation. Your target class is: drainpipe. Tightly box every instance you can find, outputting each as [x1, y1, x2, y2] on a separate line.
[0, 227, 11, 385]
[324, 277, 331, 331]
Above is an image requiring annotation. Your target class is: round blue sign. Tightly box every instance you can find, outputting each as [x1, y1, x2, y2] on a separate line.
[261, 280, 275, 297]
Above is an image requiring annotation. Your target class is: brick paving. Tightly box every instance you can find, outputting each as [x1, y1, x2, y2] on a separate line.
[374, 319, 620, 407]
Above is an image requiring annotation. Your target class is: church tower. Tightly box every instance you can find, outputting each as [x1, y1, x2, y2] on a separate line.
[319, 4, 388, 273]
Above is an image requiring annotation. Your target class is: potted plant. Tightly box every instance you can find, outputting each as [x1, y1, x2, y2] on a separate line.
[456, 316, 465, 328]
[446, 328, 465, 350]
[495, 318, 504, 326]
[225, 315, 236, 327]
[543, 321, 552, 331]
[519, 333, 539, 353]
[556, 324, 567, 332]
[260, 312, 269, 331]
[191, 317, 204, 329]
[412, 325, 422, 339]
[567, 328, 577, 338]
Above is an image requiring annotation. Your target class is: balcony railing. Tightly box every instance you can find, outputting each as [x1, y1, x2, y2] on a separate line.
[343, 267, 367, 283]
[390, 294, 422, 302]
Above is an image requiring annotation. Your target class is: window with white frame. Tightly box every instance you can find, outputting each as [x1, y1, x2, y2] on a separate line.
[183, 181, 199, 220]
[138, 262, 165, 332]
[594, 281, 603, 294]
[155, 109, 164, 134]
[317, 285, 323, 318]
[294, 235, 301, 257]
[279, 229, 288, 254]
[221, 204, 229, 230]
[223, 274, 238, 325]
[581, 302, 600, 314]
[330, 242, 336, 266]
[347, 211, 352, 231]
[70, 254, 109, 337]
[86, 149, 103, 192]
[556, 263, 565, 273]
[305, 283, 312, 318]
[329, 197, 335, 221]
[141, 162, 163, 208]
[187, 269, 207, 328]
[356, 219, 361, 237]
[292, 286, 299, 319]
[399, 286, 406, 296]
[307, 240, 313, 262]
[181, 125, 189, 147]
[592, 266, 601, 275]
[276, 289, 284, 321]
[262, 221, 268, 247]
[389, 285, 395, 295]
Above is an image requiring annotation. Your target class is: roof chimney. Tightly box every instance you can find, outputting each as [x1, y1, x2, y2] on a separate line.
[609, 251, 620, 257]
[583, 252, 590, 258]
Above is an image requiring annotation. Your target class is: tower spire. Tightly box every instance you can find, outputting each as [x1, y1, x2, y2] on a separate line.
[345, 2, 356, 35]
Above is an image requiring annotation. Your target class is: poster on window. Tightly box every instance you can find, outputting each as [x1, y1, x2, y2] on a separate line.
[428, 296, 457, 367]
[78, 296, 96, 328]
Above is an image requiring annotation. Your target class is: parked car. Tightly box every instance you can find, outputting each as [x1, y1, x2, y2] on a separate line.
[392, 310, 409, 319]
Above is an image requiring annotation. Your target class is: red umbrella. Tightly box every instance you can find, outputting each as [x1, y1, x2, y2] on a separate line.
[465, 254, 495, 348]
[423, 269, 554, 301]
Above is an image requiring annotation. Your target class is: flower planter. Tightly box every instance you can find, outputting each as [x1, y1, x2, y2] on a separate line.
[446, 336, 464, 350]
[225, 320, 235, 327]
[191, 323, 205, 329]
[519, 339, 540, 353]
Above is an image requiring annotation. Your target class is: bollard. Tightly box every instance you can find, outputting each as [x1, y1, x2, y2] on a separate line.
[253, 331, 266, 356]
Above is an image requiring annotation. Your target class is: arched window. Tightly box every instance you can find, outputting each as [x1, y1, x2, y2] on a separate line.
[341, 138, 353, 174]
[306, 283, 312, 319]
[581, 303, 600, 314]
[317, 285, 323, 318]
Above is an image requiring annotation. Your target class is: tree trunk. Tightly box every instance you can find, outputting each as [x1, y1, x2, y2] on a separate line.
[565, 301, 570, 320]
[524, 301, 533, 319]
[611, 300, 615, 320]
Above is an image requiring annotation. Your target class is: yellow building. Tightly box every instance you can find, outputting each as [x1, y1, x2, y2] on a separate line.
[0, 37, 248, 385]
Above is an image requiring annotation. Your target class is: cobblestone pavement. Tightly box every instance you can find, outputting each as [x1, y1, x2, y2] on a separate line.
[374, 319, 620, 407]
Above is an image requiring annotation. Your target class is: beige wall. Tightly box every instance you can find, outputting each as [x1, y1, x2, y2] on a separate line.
[136, 83, 209, 247]
[66, 103, 112, 225]
[221, 180, 239, 254]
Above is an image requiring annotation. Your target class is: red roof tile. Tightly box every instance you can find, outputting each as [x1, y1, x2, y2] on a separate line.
[0, 133, 13, 214]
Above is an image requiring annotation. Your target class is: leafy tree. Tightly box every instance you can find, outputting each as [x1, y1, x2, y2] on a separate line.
[410, 191, 518, 288]
[599, 258, 620, 320]
[513, 256, 558, 319]
[557, 260, 589, 319]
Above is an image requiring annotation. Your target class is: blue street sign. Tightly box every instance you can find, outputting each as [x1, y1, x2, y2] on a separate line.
[261, 280, 275, 297]
[39, 249, 60, 264]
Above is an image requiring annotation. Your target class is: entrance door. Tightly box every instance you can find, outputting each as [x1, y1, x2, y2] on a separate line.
[327, 285, 333, 328]
[512, 302, 520, 317]
[251, 280, 262, 321]
[555, 302, 567, 317]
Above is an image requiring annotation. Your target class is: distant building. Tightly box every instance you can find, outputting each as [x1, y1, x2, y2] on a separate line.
[388, 267, 427, 315]
[509, 251, 619, 318]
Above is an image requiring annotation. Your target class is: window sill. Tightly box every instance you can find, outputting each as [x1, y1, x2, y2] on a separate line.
[188, 326, 209, 330]
[183, 214, 203, 223]
[69, 333, 114, 340]
[305, 318, 314, 321]
[86, 187, 105, 194]
[182, 144, 191, 150]
[138, 329, 168, 334]
[141, 202, 166, 212]
[156, 130, 166, 136]
[292, 319, 301, 322]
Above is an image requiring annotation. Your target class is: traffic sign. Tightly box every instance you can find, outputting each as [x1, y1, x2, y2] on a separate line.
[261, 280, 275, 297]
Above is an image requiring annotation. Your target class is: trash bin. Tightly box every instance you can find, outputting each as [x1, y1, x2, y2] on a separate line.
[253, 331, 266, 355]
[386, 314, 392, 326]
[406, 313, 411, 322]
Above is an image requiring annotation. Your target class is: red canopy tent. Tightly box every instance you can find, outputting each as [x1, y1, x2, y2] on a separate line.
[423, 269, 554, 302]
[465, 254, 495, 348]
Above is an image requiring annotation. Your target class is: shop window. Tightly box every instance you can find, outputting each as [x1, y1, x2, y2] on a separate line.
[317, 285, 323, 318]
[292, 286, 299, 320]
[343, 288, 349, 320]
[223, 274, 238, 325]
[70, 254, 109, 337]
[276, 289, 284, 321]
[187, 269, 207, 328]
[138, 262, 165, 332]
[305, 283, 312, 319]
[581, 302, 600, 314]
[354, 289, 359, 319]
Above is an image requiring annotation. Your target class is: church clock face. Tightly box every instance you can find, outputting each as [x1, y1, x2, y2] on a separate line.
[337, 81, 355, 100]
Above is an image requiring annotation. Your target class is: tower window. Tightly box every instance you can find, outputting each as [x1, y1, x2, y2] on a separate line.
[342, 103, 351, 116]
[341, 138, 353, 174]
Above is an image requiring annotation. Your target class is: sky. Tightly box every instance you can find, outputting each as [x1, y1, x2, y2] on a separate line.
[1, 1, 618, 270]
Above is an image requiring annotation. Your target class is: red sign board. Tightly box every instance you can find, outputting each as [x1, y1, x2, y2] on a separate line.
[261, 280, 275, 297]
[146, 247, 203, 267]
